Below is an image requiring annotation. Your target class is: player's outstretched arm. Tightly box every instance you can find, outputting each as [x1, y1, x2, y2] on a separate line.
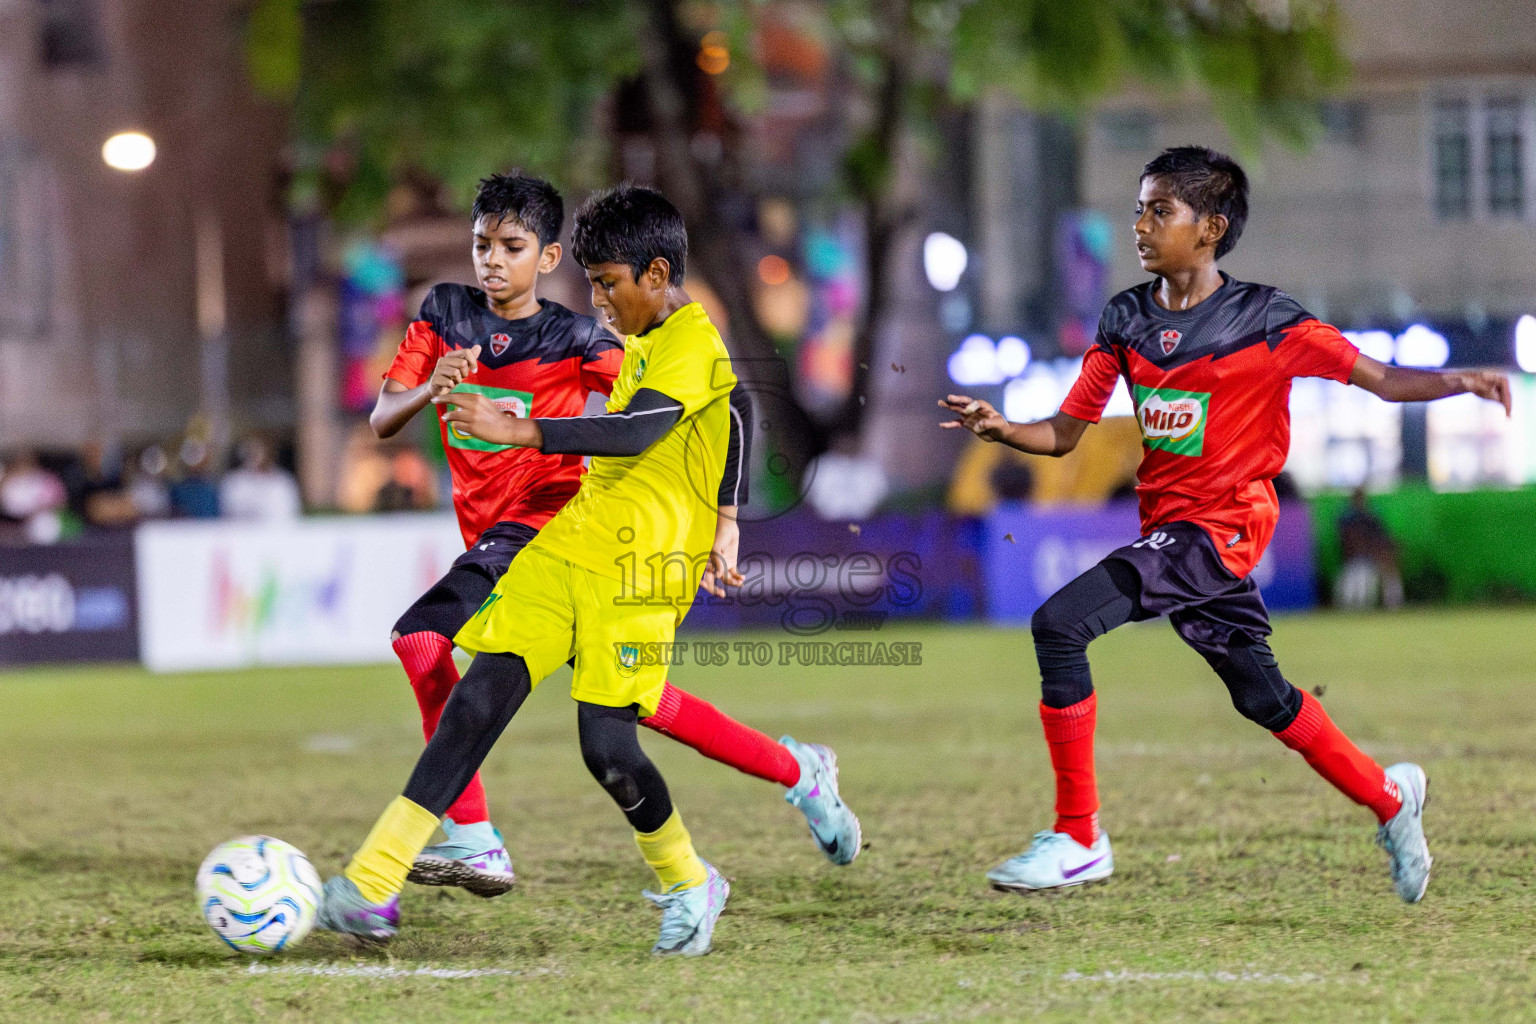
[434, 391, 544, 448]
[433, 386, 688, 453]
[372, 345, 484, 438]
[700, 508, 745, 599]
[938, 395, 1090, 456]
[1349, 355, 1511, 416]
[371, 379, 433, 439]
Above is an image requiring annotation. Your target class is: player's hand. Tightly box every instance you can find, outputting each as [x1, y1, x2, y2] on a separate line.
[429, 345, 481, 398]
[700, 513, 743, 599]
[1456, 370, 1512, 416]
[938, 394, 1009, 442]
[433, 390, 537, 447]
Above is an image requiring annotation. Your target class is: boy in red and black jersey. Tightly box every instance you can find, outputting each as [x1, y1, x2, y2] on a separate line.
[943, 146, 1510, 902]
[372, 173, 855, 898]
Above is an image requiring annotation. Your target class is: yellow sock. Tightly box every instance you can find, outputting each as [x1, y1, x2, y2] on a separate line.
[634, 809, 708, 892]
[344, 796, 441, 904]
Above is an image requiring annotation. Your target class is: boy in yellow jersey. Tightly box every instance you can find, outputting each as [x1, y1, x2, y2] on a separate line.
[317, 185, 737, 956]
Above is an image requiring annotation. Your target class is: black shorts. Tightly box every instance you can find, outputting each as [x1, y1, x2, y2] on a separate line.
[1105, 521, 1271, 663]
[393, 521, 539, 640]
[451, 521, 540, 577]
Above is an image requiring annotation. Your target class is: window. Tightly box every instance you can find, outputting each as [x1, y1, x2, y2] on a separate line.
[1485, 95, 1525, 218]
[1099, 108, 1153, 152]
[1319, 100, 1365, 146]
[1431, 89, 1535, 221]
[1433, 97, 1472, 219]
[37, 0, 102, 69]
[0, 146, 53, 338]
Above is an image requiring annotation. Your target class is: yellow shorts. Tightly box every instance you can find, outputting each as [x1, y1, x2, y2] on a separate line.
[453, 545, 677, 716]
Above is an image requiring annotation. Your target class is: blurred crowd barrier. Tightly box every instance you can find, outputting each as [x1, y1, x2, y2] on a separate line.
[0, 504, 1324, 671]
[1309, 487, 1536, 604]
[21, 488, 1536, 670]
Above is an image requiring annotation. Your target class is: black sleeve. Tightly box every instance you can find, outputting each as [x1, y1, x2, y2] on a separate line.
[536, 388, 683, 457]
[717, 385, 752, 507]
[1265, 288, 1314, 336]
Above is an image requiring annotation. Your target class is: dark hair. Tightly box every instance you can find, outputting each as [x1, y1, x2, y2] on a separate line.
[471, 172, 564, 249]
[571, 184, 687, 284]
[1140, 146, 1249, 259]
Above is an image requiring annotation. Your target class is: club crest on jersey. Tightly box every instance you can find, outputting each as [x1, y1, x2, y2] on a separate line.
[616, 643, 641, 676]
[488, 333, 511, 357]
[1132, 384, 1210, 457]
[1159, 329, 1182, 355]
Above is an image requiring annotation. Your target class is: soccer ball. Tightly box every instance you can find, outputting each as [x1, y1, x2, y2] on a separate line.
[196, 836, 322, 955]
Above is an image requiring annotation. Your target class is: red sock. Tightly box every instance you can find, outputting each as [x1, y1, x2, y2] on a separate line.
[1273, 691, 1402, 824]
[393, 631, 490, 825]
[1040, 694, 1099, 847]
[641, 682, 801, 787]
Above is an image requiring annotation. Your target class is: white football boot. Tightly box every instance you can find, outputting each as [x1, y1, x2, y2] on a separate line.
[986, 830, 1114, 892]
[1377, 762, 1432, 903]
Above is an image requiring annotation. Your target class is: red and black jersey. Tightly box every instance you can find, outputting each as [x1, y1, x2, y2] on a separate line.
[1061, 273, 1360, 578]
[386, 284, 624, 547]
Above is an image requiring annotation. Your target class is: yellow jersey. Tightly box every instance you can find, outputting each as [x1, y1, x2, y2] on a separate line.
[528, 302, 737, 609]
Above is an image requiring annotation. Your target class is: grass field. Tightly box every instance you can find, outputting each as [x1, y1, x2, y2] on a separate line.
[3, 609, 1536, 1023]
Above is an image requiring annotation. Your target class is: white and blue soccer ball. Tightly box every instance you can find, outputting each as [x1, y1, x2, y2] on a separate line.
[196, 836, 322, 955]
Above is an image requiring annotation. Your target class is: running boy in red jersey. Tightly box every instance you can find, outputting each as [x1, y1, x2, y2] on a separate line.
[371, 173, 860, 897]
[942, 146, 1510, 903]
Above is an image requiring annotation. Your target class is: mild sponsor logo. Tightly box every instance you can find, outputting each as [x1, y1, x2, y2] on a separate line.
[1132, 384, 1209, 456]
[1160, 329, 1182, 354]
[488, 333, 512, 357]
[443, 383, 533, 452]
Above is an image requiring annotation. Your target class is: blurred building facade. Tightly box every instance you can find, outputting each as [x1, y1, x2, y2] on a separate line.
[0, 0, 289, 452]
[1083, 0, 1536, 344]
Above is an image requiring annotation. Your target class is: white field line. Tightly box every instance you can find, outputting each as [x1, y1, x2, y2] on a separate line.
[1061, 969, 1325, 984]
[246, 963, 556, 980]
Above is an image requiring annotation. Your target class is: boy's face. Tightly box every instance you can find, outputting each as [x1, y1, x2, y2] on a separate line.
[1133, 176, 1226, 275]
[584, 258, 670, 337]
[472, 215, 560, 308]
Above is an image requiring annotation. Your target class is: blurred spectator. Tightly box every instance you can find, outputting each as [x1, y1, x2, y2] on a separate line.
[128, 445, 173, 520]
[990, 458, 1034, 503]
[337, 423, 392, 513]
[0, 451, 68, 543]
[1106, 477, 1138, 503]
[1335, 488, 1404, 609]
[64, 440, 139, 529]
[169, 438, 221, 519]
[220, 437, 301, 522]
[374, 449, 439, 512]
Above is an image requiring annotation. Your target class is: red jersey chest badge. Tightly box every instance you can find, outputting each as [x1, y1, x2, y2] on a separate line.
[1159, 329, 1182, 355]
[488, 333, 512, 357]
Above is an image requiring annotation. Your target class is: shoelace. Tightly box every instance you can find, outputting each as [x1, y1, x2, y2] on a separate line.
[1377, 819, 1426, 879]
[644, 888, 703, 946]
[1017, 831, 1067, 866]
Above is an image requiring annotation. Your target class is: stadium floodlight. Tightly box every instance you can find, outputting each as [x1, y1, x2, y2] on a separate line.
[1516, 315, 1536, 373]
[1344, 329, 1395, 364]
[1394, 324, 1448, 368]
[102, 131, 156, 172]
[923, 232, 968, 292]
[995, 335, 1031, 377]
[1003, 364, 1062, 422]
[947, 334, 1002, 386]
